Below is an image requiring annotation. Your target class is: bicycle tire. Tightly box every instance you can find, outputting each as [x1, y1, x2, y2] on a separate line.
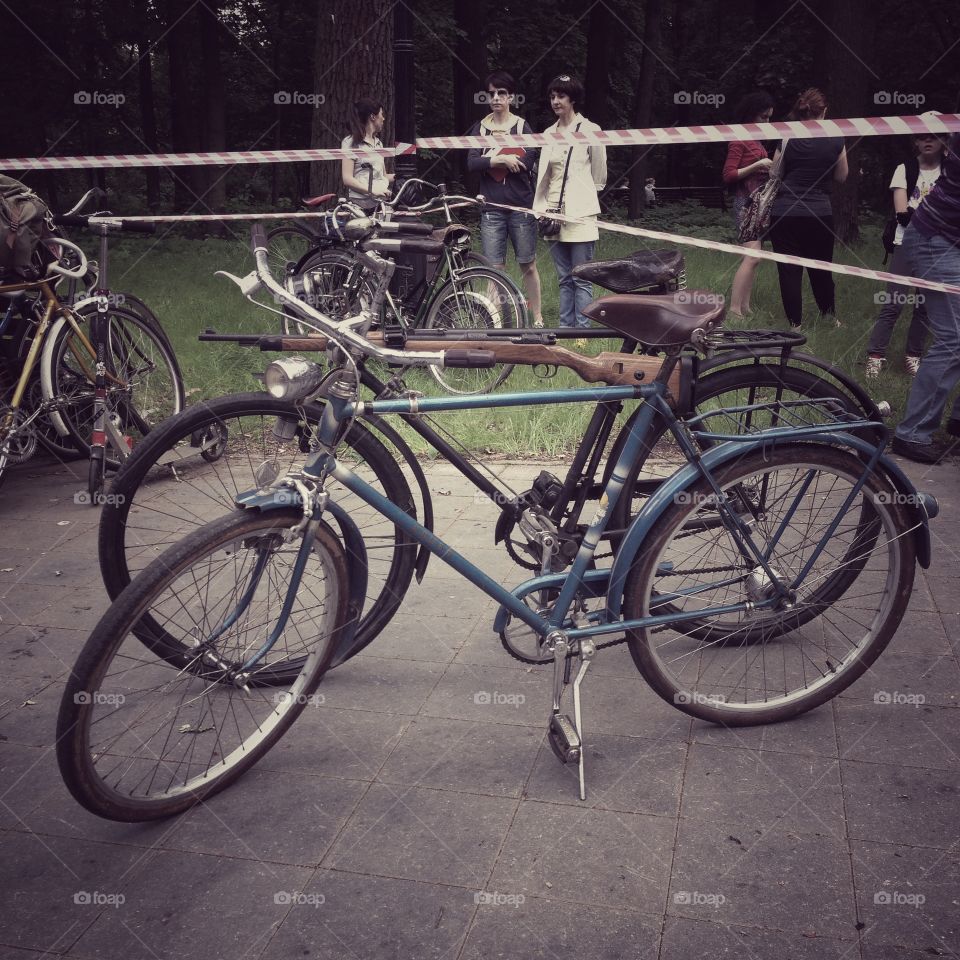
[267, 223, 319, 280]
[423, 266, 529, 394]
[97, 392, 417, 674]
[41, 304, 185, 467]
[608, 363, 867, 537]
[58, 507, 350, 821]
[282, 248, 375, 335]
[622, 444, 915, 726]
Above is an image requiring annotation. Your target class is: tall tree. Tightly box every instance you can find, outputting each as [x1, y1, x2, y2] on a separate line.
[815, 0, 878, 243]
[133, 0, 161, 209]
[629, 0, 663, 218]
[165, 0, 202, 207]
[308, 0, 394, 196]
[583, 2, 612, 129]
[199, 1, 228, 218]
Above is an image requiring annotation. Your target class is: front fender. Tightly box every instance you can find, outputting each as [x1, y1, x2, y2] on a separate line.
[606, 433, 935, 620]
[234, 487, 370, 664]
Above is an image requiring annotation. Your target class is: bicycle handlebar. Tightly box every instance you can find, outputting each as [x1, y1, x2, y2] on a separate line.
[53, 213, 156, 235]
[62, 187, 107, 218]
[247, 226, 447, 370]
[251, 223, 268, 254]
[46, 237, 89, 280]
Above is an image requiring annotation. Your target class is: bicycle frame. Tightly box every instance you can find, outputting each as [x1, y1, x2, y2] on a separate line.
[235, 379, 884, 656]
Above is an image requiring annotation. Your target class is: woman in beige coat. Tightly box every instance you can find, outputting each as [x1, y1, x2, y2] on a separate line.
[532, 75, 607, 328]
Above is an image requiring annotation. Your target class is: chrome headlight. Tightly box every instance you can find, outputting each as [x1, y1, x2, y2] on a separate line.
[264, 357, 325, 400]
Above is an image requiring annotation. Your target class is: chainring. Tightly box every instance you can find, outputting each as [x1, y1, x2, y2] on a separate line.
[0, 404, 38, 464]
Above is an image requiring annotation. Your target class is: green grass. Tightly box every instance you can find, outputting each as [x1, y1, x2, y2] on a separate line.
[107, 206, 950, 456]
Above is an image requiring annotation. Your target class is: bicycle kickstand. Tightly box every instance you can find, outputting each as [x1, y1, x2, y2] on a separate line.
[546, 634, 595, 800]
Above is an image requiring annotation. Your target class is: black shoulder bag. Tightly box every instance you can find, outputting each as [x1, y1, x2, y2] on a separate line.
[538, 122, 581, 240]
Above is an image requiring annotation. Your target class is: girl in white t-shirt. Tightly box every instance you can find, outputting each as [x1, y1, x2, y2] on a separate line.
[341, 98, 395, 212]
[865, 134, 947, 378]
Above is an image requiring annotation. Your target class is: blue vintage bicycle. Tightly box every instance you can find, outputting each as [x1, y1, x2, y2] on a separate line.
[57, 223, 937, 821]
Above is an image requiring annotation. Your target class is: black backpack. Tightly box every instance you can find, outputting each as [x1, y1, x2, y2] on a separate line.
[881, 158, 920, 263]
[0, 175, 56, 280]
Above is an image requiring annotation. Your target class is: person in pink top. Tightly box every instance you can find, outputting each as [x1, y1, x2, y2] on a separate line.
[722, 91, 775, 318]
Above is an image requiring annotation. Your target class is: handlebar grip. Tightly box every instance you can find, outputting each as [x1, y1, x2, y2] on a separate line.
[118, 220, 156, 235]
[251, 224, 268, 254]
[53, 214, 89, 228]
[378, 221, 435, 237]
[444, 349, 496, 368]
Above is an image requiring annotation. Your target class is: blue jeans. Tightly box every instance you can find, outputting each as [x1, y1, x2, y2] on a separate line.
[895, 227, 960, 445]
[549, 240, 596, 328]
[479, 209, 538, 265]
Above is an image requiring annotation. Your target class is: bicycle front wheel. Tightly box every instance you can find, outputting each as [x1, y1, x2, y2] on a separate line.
[97, 393, 417, 671]
[622, 444, 916, 726]
[42, 304, 185, 466]
[58, 507, 349, 821]
[423, 267, 529, 394]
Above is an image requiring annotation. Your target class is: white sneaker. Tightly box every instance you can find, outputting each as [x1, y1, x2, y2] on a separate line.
[865, 356, 884, 379]
[905, 355, 921, 376]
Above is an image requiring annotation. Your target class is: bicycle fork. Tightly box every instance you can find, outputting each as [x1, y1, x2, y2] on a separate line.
[86, 299, 132, 501]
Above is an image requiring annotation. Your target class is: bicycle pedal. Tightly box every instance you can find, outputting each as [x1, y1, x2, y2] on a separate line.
[548, 713, 581, 764]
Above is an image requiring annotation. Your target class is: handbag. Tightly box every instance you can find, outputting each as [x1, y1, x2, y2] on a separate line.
[538, 123, 581, 240]
[737, 139, 788, 244]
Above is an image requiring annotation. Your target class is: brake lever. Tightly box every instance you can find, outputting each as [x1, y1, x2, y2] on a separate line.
[215, 270, 263, 297]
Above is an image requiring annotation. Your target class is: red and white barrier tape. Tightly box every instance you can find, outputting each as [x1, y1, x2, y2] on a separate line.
[418, 113, 960, 149]
[482, 200, 960, 297]
[1, 144, 416, 171]
[3, 115, 959, 171]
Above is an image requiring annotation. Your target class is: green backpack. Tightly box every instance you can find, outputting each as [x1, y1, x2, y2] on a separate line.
[0, 174, 55, 280]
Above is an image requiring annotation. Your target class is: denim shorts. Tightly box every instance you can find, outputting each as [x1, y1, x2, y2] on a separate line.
[479, 209, 538, 265]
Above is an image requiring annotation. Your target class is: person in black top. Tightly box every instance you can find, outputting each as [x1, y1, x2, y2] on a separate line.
[467, 71, 544, 326]
[767, 88, 848, 329]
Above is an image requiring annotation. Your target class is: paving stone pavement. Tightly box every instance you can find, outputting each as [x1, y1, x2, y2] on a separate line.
[1, 449, 958, 959]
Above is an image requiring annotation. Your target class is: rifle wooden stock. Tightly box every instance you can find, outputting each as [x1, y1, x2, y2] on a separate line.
[274, 333, 678, 398]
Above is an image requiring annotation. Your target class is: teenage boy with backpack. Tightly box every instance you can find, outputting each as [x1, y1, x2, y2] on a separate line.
[467, 71, 544, 327]
[864, 134, 946, 378]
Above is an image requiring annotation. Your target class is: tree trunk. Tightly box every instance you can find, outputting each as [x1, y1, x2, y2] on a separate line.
[815, 0, 877, 243]
[584, 3, 612, 130]
[270, 0, 288, 208]
[309, 0, 394, 196]
[199, 1, 228, 225]
[133, 0, 161, 210]
[452, 0, 487, 189]
[628, 0, 663, 219]
[165, 0, 201, 208]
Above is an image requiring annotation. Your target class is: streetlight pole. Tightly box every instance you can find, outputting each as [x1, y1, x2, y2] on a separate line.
[393, 1, 417, 185]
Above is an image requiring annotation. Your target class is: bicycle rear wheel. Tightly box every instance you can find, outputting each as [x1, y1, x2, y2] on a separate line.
[622, 444, 916, 726]
[267, 224, 318, 280]
[97, 393, 417, 672]
[423, 267, 528, 394]
[58, 507, 349, 821]
[42, 304, 185, 466]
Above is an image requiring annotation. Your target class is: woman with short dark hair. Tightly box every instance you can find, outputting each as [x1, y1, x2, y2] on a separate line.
[532, 74, 607, 331]
[767, 87, 848, 329]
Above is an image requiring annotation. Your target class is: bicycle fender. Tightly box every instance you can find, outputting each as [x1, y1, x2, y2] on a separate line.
[363, 413, 434, 584]
[324, 500, 370, 667]
[699, 348, 883, 420]
[605, 433, 934, 620]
